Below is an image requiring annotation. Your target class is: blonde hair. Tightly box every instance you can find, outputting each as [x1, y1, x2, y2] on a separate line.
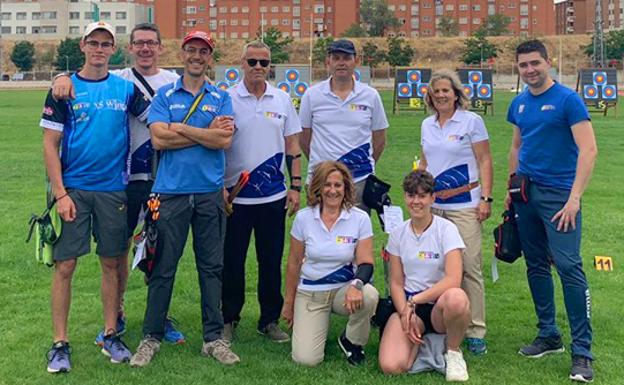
[306, 161, 356, 210]
[424, 69, 470, 113]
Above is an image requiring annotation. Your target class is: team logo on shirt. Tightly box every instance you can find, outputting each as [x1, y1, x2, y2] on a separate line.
[447, 134, 466, 142]
[201, 104, 218, 113]
[73, 102, 90, 110]
[349, 104, 369, 111]
[264, 111, 285, 120]
[170, 103, 186, 110]
[541, 105, 556, 111]
[336, 236, 357, 244]
[43, 106, 53, 116]
[76, 112, 89, 123]
[518, 104, 525, 114]
[418, 251, 440, 260]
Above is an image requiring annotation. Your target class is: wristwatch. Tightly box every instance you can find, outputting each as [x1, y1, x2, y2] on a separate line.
[350, 279, 364, 291]
[480, 196, 494, 203]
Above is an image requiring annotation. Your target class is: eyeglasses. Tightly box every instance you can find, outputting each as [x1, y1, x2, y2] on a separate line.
[84, 40, 114, 49]
[183, 46, 212, 57]
[132, 40, 160, 48]
[246, 59, 270, 68]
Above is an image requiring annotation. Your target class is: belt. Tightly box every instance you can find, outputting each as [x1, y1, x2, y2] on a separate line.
[435, 181, 479, 200]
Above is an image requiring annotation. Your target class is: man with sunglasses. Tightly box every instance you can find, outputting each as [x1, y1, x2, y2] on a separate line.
[130, 30, 239, 368]
[40, 21, 150, 373]
[299, 39, 388, 212]
[52, 23, 185, 348]
[221, 41, 302, 344]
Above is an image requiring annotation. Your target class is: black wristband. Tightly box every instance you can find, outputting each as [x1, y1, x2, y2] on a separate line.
[480, 196, 494, 203]
[290, 185, 302, 192]
[354, 263, 373, 284]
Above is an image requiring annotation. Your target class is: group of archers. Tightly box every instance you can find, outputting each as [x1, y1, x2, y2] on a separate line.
[40, 20, 598, 383]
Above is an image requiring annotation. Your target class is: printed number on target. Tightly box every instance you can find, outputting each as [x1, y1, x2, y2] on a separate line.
[594, 256, 613, 271]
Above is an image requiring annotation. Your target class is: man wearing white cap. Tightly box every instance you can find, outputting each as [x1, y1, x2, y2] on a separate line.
[130, 30, 239, 367]
[40, 21, 150, 373]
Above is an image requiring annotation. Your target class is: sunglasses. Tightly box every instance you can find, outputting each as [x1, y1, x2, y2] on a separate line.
[246, 58, 270, 68]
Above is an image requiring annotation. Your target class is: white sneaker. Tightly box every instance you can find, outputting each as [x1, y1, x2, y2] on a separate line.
[445, 349, 469, 382]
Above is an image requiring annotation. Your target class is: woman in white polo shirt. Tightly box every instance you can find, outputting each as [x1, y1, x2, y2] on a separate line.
[281, 161, 379, 367]
[378, 170, 470, 382]
[419, 69, 493, 355]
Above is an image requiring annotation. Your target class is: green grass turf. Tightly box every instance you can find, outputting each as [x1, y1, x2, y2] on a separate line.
[0, 89, 622, 385]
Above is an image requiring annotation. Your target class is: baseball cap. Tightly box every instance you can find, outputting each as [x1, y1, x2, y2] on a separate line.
[83, 21, 116, 45]
[327, 39, 356, 55]
[182, 30, 215, 51]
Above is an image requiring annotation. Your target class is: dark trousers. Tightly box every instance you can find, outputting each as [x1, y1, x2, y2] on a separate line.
[142, 192, 226, 342]
[222, 197, 286, 329]
[514, 183, 592, 359]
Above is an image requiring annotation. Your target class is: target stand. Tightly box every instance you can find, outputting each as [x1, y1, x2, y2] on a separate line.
[392, 68, 432, 115]
[576, 68, 618, 117]
[457, 68, 494, 115]
[274, 64, 311, 110]
[215, 66, 243, 91]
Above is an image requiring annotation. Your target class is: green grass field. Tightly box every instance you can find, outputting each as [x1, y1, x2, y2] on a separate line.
[0, 89, 622, 385]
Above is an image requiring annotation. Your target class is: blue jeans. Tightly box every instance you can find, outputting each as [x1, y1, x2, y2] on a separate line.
[513, 182, 593, 359]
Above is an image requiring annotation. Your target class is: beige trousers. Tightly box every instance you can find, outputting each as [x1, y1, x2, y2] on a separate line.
[291, 283, 379, 366]
[433, 207, 486, 339]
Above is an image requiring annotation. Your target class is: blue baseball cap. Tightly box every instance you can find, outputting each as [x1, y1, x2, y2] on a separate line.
[327, 39, 356, 55]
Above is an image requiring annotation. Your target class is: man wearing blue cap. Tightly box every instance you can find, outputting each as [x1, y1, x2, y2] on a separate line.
[299, 39, 389, 211]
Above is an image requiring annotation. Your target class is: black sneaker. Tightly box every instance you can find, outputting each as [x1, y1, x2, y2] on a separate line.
[570, 355, 594, 383]
[338, 332, 365, 366]
[518, 336, 565, 358]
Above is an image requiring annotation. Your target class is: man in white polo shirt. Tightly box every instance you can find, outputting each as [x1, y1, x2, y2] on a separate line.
[299, 39, 389, 211]
[222, 41, 302, 343]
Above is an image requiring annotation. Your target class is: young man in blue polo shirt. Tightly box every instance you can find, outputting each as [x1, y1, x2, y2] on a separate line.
[130, 30, 239, 368]
[299, 39, 389, 211]
[507, 40, 598, 383]
[41, 21, 150, 373]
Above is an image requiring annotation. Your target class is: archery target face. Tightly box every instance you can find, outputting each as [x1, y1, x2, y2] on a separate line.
[602, 85, 616, 99]
[593, 71, 607, 86]
[477, 84, 492, 99]
[417, 83, 428, 97]
[469, 71, 482, 85]
[407, 70, 421, 84]
[463, 85, 473, 98]
[397, 83, 412, 97]
[225, 68, 240, 82]
[286, 69, 299, 82]
[294, 82, 308, 97]
[584, 85, 598, 99]
[216, 81, 229, 90]
[277, 82, 291, 93]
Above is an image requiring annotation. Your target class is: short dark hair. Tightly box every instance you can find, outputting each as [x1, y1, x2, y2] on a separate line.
[130, 23, 161, 43]
[515, 39, 548, 61]
[402, 170, 435, 195]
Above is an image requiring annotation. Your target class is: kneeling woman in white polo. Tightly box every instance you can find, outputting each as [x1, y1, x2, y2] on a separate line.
[281, 161, 379, 367]
[378, 170, 471, 382]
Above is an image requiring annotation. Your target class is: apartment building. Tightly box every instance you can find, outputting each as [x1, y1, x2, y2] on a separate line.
[555, 0, 621, 35]
[0, 0, 153, 40]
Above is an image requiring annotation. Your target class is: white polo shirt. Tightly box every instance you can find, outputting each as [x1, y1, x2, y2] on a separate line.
[386, 215, 465, 294]
[299, 78, 389, 183]
[291, 205, 373, 291]
[421, 109, 489, 210]
[114, 68, 179, 182]
[225, 81, 302, 204]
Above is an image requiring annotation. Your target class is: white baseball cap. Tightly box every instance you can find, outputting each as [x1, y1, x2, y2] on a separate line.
[83, 21, 116, 45]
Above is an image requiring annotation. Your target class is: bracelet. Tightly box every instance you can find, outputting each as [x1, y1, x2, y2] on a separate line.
[55, 192, 69, 202]
[290, 185, 302, 192]
[480, 196, 494, 203]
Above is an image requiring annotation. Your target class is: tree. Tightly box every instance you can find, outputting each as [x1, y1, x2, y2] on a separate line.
[461, 31, 498, 66]
[360, 0, 401, 37]
[361, 40, 386, 69]
[386, 36, 414, 67]
[10, 41, 36, 72]
[437, 16, 459, 37]
[36, 46, 57, 71]
[478, 14, 511, 36]
[55, 38, 84, 71]
[109, 46, 129, 66]
[312, 36, 334, 64]
[584, 30, 624, 61]
[256, 26, 293, 64]
[341, 23, 367, 38]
